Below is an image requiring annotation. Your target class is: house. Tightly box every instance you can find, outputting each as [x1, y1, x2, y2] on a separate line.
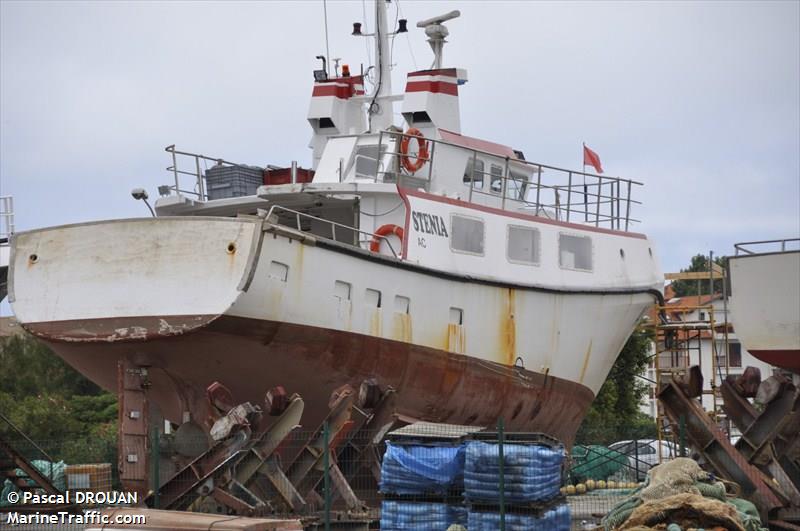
[640, 284, 777, 418]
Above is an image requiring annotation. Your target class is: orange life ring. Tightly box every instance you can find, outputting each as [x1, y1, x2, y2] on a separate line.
[370, 224, 404, 253]
[399, 128, 429, 174]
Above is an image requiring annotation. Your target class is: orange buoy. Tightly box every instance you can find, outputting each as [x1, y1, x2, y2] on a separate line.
[370, 224, 404, 254]
[399, 128, 429, 174]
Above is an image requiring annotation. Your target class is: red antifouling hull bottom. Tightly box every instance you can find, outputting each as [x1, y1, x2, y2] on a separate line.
[36, 315, 594, 447]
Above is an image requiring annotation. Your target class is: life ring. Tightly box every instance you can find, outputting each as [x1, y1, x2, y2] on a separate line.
[399, 128, 429, 174]
[370, 224, 404, 254]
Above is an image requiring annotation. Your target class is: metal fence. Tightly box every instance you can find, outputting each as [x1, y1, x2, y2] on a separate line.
[734, 238, 800, 255]
[1, 420, 677, 530]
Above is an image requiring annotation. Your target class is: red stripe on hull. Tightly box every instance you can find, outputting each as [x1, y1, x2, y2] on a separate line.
[405, 81, 459, 96]
[748, 349, 800, 373]
[38, 315, 594, 447]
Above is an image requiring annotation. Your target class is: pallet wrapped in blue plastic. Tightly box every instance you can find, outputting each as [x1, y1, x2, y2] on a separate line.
[379, 440, 466, 495]
[380, 499, 467, 530]
[464, 439, 564, 503]
[467, 503, 571, 531]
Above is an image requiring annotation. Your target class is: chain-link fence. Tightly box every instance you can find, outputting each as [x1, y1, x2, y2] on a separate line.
[2, 413, 688, 530]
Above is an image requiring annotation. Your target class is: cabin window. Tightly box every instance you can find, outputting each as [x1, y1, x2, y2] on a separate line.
[507, 225, 540, 265]
[450, 214, 485, 255]
[268, 261, 289, 282]
[366, 288, 382, 308]
[394, 295, 410, 314]
[489, 164, 504, 194]
[334, 280, 351, 301]
[354, 144, 386, 179]
[463, 158, 485, 189]
[559, 233, 593, 271]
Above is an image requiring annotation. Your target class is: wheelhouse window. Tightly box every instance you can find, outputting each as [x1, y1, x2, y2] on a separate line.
[354, 144, 386, 179]
[489, 164, 503, 194]
[507, 225, 540, 265]
[451, 214, 485, 255]
[559, 233, 593, 271]
[463, 158, 485, 189]
[507, 171, 528, 201]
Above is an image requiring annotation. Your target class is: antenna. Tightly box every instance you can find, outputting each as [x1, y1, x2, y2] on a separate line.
[416, 10, 460, 69]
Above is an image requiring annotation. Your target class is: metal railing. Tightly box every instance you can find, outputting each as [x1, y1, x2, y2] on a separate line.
[0, 411, 57, 487]
[263, 205, 402, 259]
[163, 146, 305, 201]
[0, 196, 14, 239]
[162, 132, 643, 232]
[734, 238, 800, 255]
[376, 130, 643, 231]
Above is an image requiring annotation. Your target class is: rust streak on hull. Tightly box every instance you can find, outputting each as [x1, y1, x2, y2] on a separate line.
[36, 315, 594, 447]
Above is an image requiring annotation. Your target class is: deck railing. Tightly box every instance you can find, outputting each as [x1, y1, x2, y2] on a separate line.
[376, 130, 643, 231]
[160, 132, 644, 232]
[263, 204, 402, 259]
[734, 238, 800, 255]
[0, 196, 14, 239]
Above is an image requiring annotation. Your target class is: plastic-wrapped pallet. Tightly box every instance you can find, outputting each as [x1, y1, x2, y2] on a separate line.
[380, 500, 467, 530]
[465, 440, 563, 503]
[205, 165, 264, 200]
[467, 503, 571, 531]
[380, 441, 465, 495]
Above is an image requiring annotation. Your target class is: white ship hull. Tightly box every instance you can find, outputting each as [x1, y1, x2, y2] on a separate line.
[728, 249, 800, 372]
[10, 207, 660, 446]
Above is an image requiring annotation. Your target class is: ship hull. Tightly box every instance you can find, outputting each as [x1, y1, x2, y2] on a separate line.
[40, 315, 594, 446]
[10, 215, 660, 447]
[729, 250, 800, 373]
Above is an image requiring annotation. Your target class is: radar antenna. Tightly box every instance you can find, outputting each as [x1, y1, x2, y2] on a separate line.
[416, 10, 460, 70]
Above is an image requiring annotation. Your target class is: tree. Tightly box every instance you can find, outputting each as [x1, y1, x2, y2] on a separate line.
[670, 254, 728, 297]
[0, 334, 117, 464]
[575, 325, 657, 445]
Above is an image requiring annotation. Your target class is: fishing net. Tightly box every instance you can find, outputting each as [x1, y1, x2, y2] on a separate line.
[602, 458, 766, 531]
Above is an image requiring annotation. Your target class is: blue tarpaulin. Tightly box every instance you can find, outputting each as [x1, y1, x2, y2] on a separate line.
[467, 503, 571, 531]
[380, 500, 467, 530]
[380, 442, 466, 495]
[464, 441, 564, 503]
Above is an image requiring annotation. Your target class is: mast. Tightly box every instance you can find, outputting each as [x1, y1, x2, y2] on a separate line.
[368, 0, 393, 132]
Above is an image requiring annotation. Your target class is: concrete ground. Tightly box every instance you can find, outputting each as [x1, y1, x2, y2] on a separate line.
[568, 489, 631, 530]
[3, 493, 634, 530]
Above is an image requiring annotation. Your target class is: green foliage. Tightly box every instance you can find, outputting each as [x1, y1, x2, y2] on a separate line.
[0, 334, 103, 397]
[670, 254, 728, 297]
[0, 334, 117, 465]
[576, 325, 657, 445]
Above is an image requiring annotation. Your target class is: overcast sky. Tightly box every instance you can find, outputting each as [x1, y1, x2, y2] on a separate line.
[1, 0, 798, 277]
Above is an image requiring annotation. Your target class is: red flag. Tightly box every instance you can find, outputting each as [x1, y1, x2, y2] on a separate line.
[583, 144, 603, 174]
